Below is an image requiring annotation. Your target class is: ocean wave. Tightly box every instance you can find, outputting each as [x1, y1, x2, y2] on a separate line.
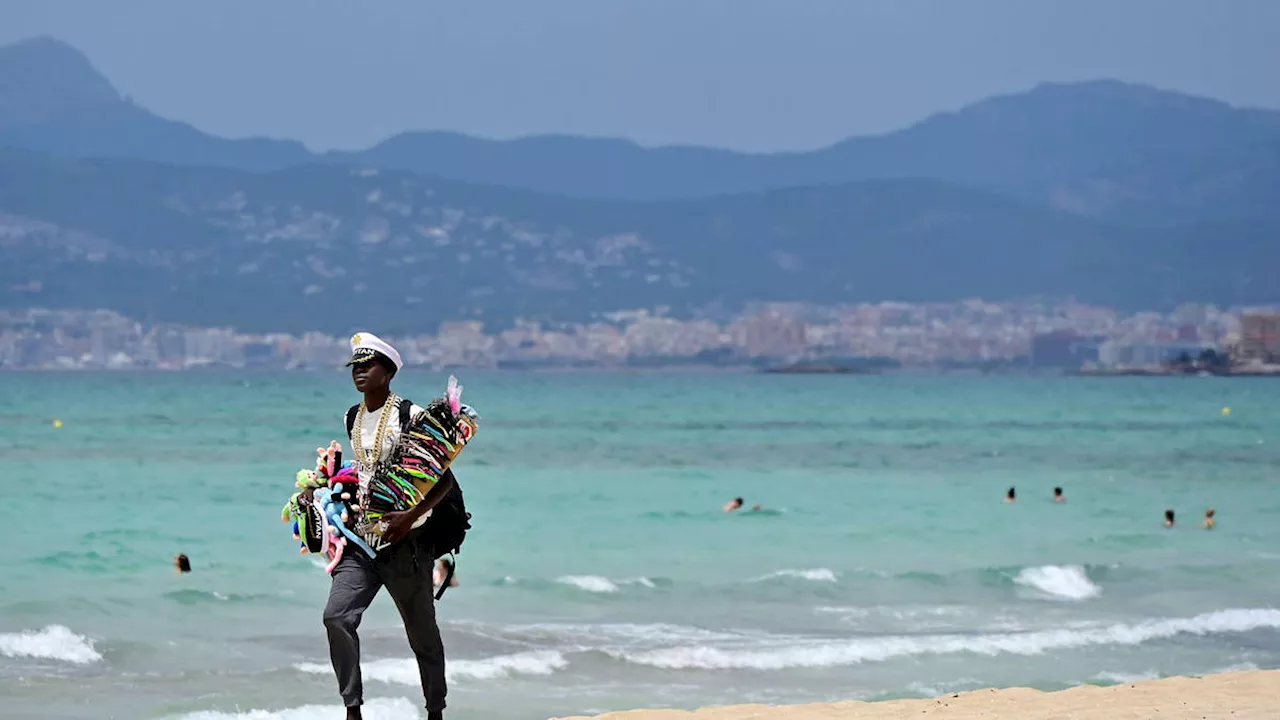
[1013, 565, 1102, 601]
[166, 697, 418, 720]
[81, 528, 191, 543]
[556, 575, 619, 593]
[551, 575, 659, 593]
[507, 562, 1119, 596]
[1213, 662, 1260, 674]
[814, 604, 973, 621]
[0, 625, 102, 664]
[640, 509, 713, 520]
[297, 650, 567, 684]
[163, 589, 279, 605]
[474, 621, 759, 648]
[905, 678, 983, 698]
[498, 573, 668, 594]
[881, 560, 1253, 595]
[450, 650, 568, 681]
[1092, 661, 1260, 686]
[754, 568, 838, 583]
[1093, 669, 1160, 684]
[28, 549, 134, 573]
[610, 608, 1280, 671]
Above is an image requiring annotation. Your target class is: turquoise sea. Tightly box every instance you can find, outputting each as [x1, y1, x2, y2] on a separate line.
[3, 372, 1280, 720]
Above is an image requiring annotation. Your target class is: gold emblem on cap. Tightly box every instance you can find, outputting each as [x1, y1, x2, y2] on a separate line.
[351, 333, 361, 346]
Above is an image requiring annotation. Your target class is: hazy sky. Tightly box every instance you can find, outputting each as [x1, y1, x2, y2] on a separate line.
[3, 0, 1279, 152]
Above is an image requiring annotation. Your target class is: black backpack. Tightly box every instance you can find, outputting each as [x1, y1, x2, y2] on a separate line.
[345, 398, 472, 597]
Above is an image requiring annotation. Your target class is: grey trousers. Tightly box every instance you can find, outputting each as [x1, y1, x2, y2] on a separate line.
[323, 539, 447, 712]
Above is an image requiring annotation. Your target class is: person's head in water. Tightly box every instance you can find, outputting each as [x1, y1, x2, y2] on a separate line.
[1053, 487, 1064, 502]
[1005, 487, 1016, 503]
[1164, 509, 1175, 527]
[346, 333, 403, 397]
[174, 554, 191, 573]
[724, 497, 744, 512]
[434, 557, 460, 588]
[1204, 508, 1216, 529]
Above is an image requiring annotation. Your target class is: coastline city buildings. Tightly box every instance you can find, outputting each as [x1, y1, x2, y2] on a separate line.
[3, 300, 1278, 373]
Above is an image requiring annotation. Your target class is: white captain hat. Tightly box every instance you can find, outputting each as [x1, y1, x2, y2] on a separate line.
[346, 332, 403, 371]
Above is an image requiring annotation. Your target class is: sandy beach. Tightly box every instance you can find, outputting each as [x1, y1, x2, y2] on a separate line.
[554, 669, 1280, 720]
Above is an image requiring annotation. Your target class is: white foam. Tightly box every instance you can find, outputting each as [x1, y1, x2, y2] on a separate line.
[556, 575, 619, 593]
[496, 621, 758, 649]
[1094, 663, 1261, 685]
[814, 606, 871, 618]
[167, 698, 418, 720]
[297, 650, 568, 684]
[815, 605, 970, 620]
[0, 625, 102, 664]
[450, 650, 568, 681]
[905, 681, 946, 697]
[1014, 565, 1102, 601]
[756, 568, 838, 582]
[903, 677, 981, 698]
[1212, 662, 1260, 674]
[1094, 670, 1160, 684]
[613, 608, 1280, 671]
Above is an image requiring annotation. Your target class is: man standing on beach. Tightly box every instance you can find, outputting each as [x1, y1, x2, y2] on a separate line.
[323, 333, 454, 720]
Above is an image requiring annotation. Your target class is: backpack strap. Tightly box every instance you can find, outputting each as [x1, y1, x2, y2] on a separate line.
[398, 396, 415, 431]
[344, 404, 360, 439]
[435, 553, 457, 600]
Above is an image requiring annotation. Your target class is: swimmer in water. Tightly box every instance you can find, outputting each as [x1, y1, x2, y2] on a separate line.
[174, 554, 191, 574]
[724, 497, 744, 513]
[1204, 508, 1215, 530]
[434, 558, 460, 589]
[1164, 509, 1176, 528]
[1053, 487, 1065, 503]
[1005, 487, 1016, 503]
[751, 504, 762, 512]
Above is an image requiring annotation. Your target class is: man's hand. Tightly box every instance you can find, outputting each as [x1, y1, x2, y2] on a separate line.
[379, 510, 417, 545]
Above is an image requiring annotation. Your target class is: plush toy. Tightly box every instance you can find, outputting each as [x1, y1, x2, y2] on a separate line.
[281, 441, 368, 571]
[315, 480, 376, 563]
[316, 441, 343, 479]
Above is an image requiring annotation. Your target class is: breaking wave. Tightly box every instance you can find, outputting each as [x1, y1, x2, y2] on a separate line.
[296, 650, 568, 684]
[609, 608, 1280, 670]
[1014, 565, 1102, 601]
[753, 568, 838, 582]
[556, 575, 619, 593]
[0, 625, 102, 664]
[166, 697, 418, 720]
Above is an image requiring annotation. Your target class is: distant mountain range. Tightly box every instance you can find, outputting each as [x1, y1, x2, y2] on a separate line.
[0, 36, 1276, 332]
[2, 149, 1274, 333]
[4, 37, 1278, 222]
[338, 85, 1280, 225]
[0, 37, 311, 172]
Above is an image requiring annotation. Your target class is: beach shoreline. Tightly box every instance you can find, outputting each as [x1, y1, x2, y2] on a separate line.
[552, 669, 1280, 719]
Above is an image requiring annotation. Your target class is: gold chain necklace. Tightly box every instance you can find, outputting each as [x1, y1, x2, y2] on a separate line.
[352, 393, 398, 469]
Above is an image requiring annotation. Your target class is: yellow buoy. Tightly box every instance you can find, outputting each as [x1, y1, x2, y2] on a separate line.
[1222, 407, 1231, 416]
[53, 419, 64, 428]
